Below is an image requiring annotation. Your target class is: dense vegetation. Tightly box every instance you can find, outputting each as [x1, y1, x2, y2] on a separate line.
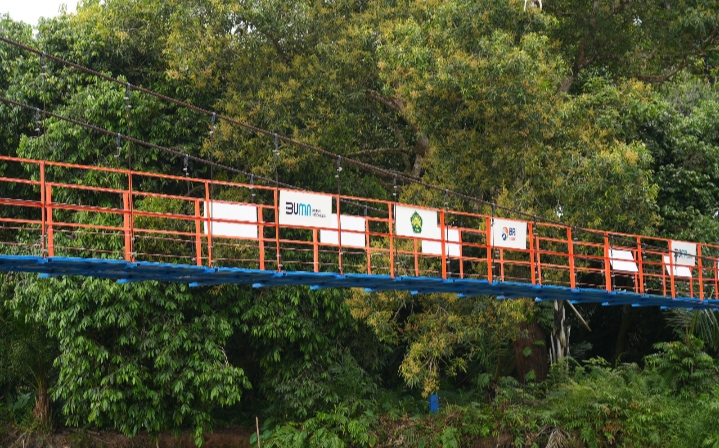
[1, 0, 719, 446]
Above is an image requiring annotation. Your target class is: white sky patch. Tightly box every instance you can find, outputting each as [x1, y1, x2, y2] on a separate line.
[2, 0, 77, 26]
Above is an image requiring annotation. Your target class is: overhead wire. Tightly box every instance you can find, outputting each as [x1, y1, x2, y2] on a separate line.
[0, 37, 711, 264]
[0, 96, 385, 214]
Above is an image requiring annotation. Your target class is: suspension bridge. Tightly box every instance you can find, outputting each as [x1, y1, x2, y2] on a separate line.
[0, 38, 718, 310]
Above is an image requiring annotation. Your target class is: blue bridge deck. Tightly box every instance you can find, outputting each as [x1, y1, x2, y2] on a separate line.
[1, 255, 717, 311]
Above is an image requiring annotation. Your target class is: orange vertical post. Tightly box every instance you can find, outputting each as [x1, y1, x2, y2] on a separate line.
[603, 234, 612, 292]
[529, 222, 536, 285]
[46, 185, 54, 257]
[274, 189, 281, 272]
[662, 255, 667, 297]
[486, 216, 493, 283]
[365, 213, 371, 275]
[337, 195, 343, 275]
[205, 182, 214, 267]
[458, 230, 464, 279]
[536, 233, 542, 285]
[637, 237, 644, 295]
[39, 162, 46, 256]
[258, 207, 266, 271]
[389, 203, 395, 278]
[194, 200, 203, 266]
[313, 229, 319, 272]
[669, 244, 676, 299]
[568, 227, 576, 289]
[123, 193, 132, 261]
[500, 249, 505, 282]
[698, 245, 704, 300]
[128, 171, 134, 262]
[440, 210, 447, 280]
[413, 239, 419, 277]
[40, 162, 47, 258]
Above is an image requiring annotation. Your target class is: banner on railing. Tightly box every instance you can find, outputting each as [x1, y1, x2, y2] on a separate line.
[664, 255, 692, 278]
[609, 249, 638, 273]
[491, 218, 527, 249]
[320, 214, 366, 248]
[422, 228, 461, 257]
[279, 190, 333, 228]
[669, 240, 696, 266]
[395, 205, 439, 238]
[204, 202, 258, 239]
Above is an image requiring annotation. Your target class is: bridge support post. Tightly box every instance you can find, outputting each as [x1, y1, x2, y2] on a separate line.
[603, 234, 611, 292]
[194, 200, 202, 266]
[568, 227, 575, 289]
[698, 245, 703, 300]
[40, 162, 46, 257]
[274, 188, 281, 272]
[123, 193, 132, 261]
[637, 237, 644, 295]
[486, 217, 492, 283]
[205, 182, 214, 267]
[529, 222, 535, 285]
[46, 185, 54, 257]
[440, 210, 447, 280]
[389, 203, 395, 278]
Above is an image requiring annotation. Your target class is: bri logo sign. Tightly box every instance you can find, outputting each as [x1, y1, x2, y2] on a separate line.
[492, 218, 527, 249]
[501, 226, 517, 242]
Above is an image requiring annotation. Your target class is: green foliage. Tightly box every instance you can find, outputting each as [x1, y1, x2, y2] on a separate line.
[9, 278, 250, 445]
[645, 336, 718, 396]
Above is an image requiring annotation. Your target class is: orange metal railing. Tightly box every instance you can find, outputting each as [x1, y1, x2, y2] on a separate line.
[0, 155, 717, 300]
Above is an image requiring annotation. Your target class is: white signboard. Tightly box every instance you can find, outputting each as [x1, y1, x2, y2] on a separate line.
[664, 255, 693, 278]
[279, 190, 333, 229]
[491, 218, 527, 249]
[203, 202, 258, 239]
[395, 205, 439, 238]
[609, 249, 638, 273]
[669, 240, 696, 266]
[320, 214, 366, 248]
[422, 228, 461, 257]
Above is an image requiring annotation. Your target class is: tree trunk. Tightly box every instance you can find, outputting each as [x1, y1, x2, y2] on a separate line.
[513, 320, 549, 382]
[550, 301, 571, 364]
[33, 378, 51, 429]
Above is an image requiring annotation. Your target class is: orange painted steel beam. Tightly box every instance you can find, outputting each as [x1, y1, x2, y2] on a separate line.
[388, 203, 395, 278]
[46, 186, 54, 257]
[40, 163, 46, 257]
[568, 227, 576, 289]
[274, 188, 281, 272]
[194, 200, 203, 266]
[698, 245, 704, 300]
[486, 217, 493, 283]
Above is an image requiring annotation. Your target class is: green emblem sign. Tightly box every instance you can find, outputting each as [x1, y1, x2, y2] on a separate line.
[410, 211, 423, 234]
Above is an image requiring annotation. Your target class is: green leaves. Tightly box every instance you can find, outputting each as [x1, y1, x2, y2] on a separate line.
[12, 277, 250, 441]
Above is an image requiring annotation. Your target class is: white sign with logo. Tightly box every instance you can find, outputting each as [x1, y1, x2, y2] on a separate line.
[204, 201, 258, 239]
[491, 218, 528, 249]
[669, 240, 696, 266]
[279, 190, 333, 229]
[664, 255, 693, 278]
[395, 205, 439, 238]
[320, 214, 366, 248]
[422, 227, 461, 257]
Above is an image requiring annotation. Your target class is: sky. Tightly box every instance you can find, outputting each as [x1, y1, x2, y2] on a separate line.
[2, 0, 77, 26]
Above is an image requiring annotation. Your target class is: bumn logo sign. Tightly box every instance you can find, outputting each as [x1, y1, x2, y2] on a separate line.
[279, 190, 333, 228]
